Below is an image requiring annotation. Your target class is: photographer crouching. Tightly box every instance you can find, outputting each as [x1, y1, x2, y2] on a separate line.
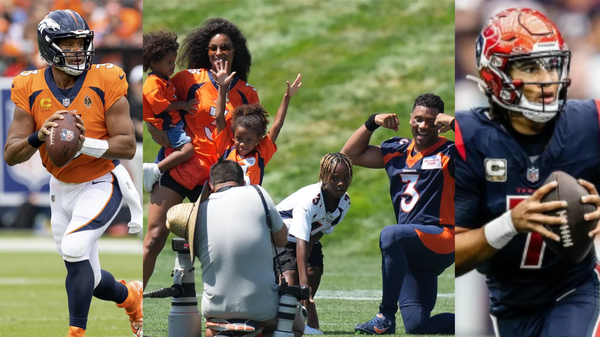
[166, 159, 305, 337]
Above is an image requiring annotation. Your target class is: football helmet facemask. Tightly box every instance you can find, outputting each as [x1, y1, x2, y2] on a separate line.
[37, 9, 94, 76]
[470, 8, 571, 123]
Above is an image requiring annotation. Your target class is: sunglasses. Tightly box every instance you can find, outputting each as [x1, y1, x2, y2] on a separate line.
[208, 44, 234, 54]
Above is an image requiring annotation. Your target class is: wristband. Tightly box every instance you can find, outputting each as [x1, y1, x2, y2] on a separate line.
[28, 131, 44, 148]
[450, 118, 455, 132]
[484, 211, 518, 249]
[79, 138, 109, 158]
[364, 114, 379, 132]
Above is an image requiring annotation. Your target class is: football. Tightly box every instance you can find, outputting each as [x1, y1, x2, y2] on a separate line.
[46, 113, 80, 168]
[541, 171, 596, 263]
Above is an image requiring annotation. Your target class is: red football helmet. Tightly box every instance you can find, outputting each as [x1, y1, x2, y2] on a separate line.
[471, 8, 571, 123]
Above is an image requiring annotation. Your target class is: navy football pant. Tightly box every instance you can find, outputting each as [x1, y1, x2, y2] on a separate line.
[379, 224, 455, 334]
[491, 265, 600, 337]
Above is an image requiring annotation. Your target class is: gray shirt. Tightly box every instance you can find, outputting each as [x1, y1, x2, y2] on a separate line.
[195, 185, 284, 321]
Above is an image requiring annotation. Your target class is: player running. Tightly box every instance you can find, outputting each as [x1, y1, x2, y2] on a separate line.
[4, 10, 143, 337]
[343, 93, 455, 335]
[455, 8, 600, 337]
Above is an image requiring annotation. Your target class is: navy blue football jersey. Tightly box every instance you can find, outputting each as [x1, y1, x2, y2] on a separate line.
[455, 99, 600, 316]
[381, 137, 455, 227]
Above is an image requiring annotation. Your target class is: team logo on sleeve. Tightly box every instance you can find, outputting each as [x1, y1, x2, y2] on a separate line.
[84, 95, 92, 108]
[484, 158, 507, 182]
[60, 129, 75, 142]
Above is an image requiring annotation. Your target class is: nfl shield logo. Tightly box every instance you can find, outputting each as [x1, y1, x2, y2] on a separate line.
[527, 167, 539, 183]
[60, 129, 75, 142]
[51, 195, 55, 203]
[62, 98, 70, 107]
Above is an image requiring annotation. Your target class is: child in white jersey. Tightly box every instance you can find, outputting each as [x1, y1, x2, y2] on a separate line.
[275, 152, 353, 335]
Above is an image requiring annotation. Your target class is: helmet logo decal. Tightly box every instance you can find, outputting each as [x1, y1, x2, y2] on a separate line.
[38, 18, 61, 34]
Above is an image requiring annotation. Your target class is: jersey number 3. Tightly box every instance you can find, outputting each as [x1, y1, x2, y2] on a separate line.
[400, 174, 420, 213]
[508, 196, 546, 269]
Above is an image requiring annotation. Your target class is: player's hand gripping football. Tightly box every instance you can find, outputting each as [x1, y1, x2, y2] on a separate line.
[285, 73, 302, 98]
[510, 181, 567, 242]
[39, 110, 85, 148]
[435, 113, 454, 133]
[210, 59, 237, 89]
[374, 113, 399, 132]
[578, 179, 600, 238]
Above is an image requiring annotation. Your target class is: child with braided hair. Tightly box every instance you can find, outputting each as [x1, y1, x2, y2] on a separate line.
[275, 152, 353, 335]
[212, 59, 301, 185]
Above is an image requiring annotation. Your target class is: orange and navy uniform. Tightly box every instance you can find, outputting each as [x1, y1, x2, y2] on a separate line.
[164, 68, 259, 190]
[143, 73, 179, 130]
[213, 126, 277, 185]
[10, 64, 128, 183]
[381, 136, 455, 254]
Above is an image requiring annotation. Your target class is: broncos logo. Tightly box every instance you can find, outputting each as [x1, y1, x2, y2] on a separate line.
[38, 18, 61, 34]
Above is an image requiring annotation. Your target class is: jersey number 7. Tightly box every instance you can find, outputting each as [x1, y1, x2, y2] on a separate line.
[508, 196, 546, 269]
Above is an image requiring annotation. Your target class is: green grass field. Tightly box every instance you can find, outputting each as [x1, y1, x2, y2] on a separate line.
[144, 249, 454, 337]
[0, 238, 142, 337]
[143, 0, 455, 336]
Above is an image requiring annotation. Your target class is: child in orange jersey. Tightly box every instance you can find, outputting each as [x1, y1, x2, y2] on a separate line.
[212, 59, 301, 185]
[142, 30, 198, 192]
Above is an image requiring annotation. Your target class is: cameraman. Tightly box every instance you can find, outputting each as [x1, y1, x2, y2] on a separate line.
[167, 159, 305, 337]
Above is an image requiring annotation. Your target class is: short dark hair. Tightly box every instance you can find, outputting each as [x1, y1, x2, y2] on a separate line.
[210, 159, 244, 186]
[143, 30, 179, 72]
[412, 93, 444, 114]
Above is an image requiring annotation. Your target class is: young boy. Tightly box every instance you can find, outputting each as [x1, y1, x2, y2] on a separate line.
[275, 153, 353, 335]
[142, 30, 198, 192]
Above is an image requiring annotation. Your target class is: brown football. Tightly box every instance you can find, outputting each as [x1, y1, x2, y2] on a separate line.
[541, 171, 596, 263]
[46, 113, 80, 168]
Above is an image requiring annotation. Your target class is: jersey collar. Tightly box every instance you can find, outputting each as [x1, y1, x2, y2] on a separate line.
[44, 66, 88, 108]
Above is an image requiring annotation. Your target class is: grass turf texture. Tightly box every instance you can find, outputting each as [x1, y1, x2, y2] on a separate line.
[0, 249, 142, 337]
[143, 0, 455, 336]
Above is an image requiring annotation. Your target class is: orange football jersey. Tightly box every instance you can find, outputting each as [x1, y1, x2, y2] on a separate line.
[214, 127, 277, 185]
[11, 64, 128, 183]
[165, 68, 259, 189]
[143, 73, 179, 130]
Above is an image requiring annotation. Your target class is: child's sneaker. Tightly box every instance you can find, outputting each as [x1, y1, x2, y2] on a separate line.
[143, 163, 162, 193]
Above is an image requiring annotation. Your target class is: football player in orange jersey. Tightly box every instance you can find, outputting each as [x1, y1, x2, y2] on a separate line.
[143, 18, 260, 289]
[212, 58, 302, 185]
[4, 10, 143, 337]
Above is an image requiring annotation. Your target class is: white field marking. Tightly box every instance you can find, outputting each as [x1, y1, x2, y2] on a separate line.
[314, 290, 454, 300]
[0, 237, 142, 255]
[0, 277, 63, 285]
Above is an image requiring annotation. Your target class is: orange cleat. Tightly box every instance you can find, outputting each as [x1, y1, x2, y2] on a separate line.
[67, 326, 85, 337]
[116, 280, 143, 337]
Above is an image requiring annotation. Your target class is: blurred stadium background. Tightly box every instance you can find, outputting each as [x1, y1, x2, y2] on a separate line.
[143, 1, 454, 336]
[0, 0, 142, 336]
[455, 0, 600, 336]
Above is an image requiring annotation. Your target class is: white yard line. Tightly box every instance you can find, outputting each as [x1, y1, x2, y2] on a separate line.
[315, 290, 454, 300]
[0, 237, 142, 254]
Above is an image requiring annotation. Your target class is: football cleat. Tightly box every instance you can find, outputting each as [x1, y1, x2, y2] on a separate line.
[116, 280, 143, 337]
[354, 313, 395, 335]
[143, 163, 162, 193]
[67, 326, 85, 337]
